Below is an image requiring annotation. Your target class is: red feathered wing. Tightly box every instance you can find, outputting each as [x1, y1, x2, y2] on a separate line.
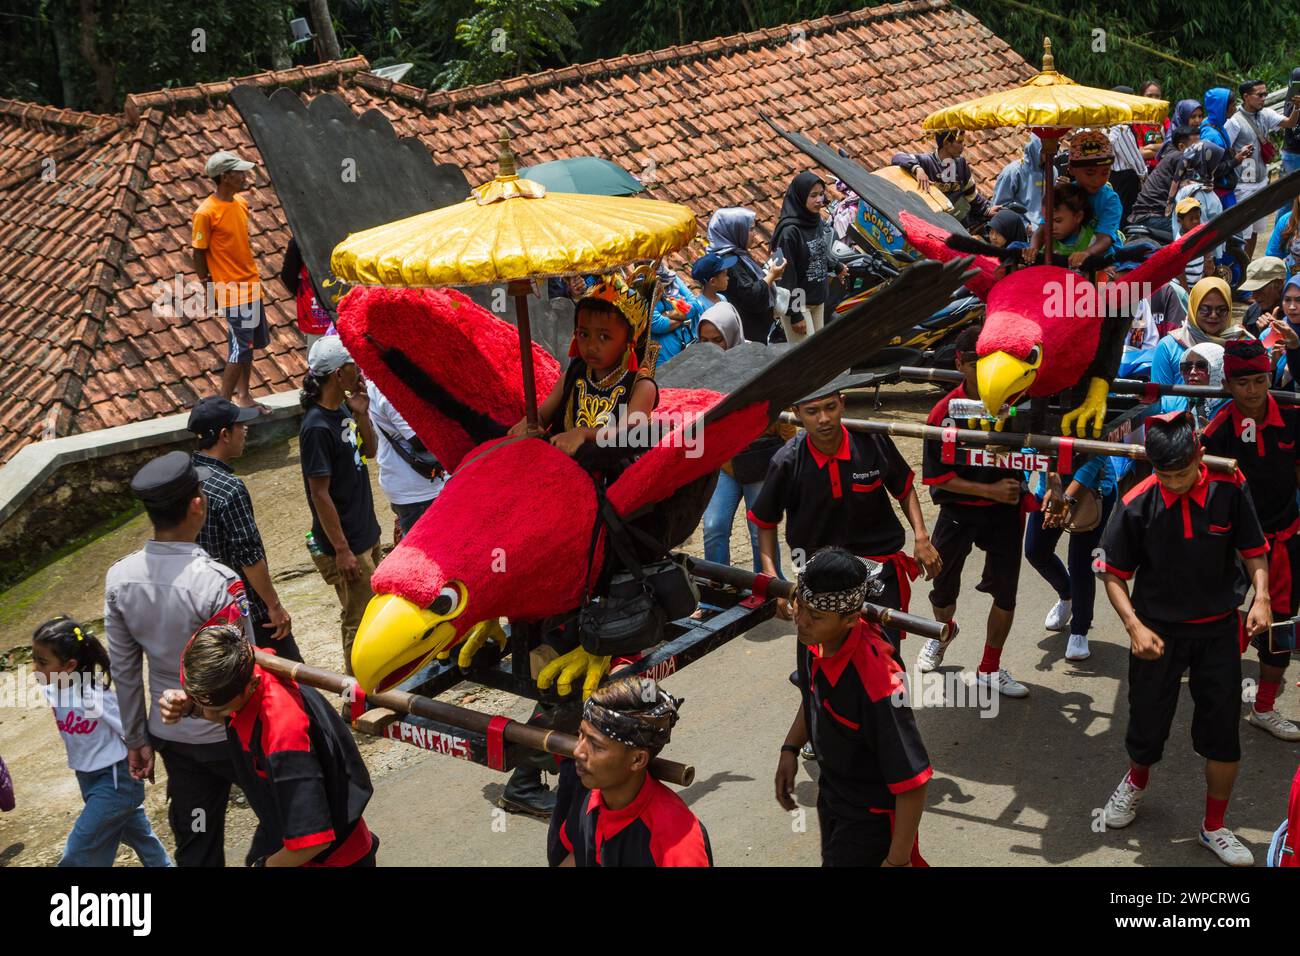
[899, 211, 999, 300]
[336, 286, 561, 472]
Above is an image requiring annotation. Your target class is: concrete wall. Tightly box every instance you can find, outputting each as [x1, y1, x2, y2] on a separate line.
[0, 390, 302, 590]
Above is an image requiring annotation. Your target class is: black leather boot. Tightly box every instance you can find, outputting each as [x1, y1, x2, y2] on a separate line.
[498, 766, 557, 819]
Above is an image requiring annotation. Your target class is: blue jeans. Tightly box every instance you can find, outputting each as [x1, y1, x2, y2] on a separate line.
[1023, 494, 1114, 637]
[702, 470, 779, 575]
[60, 758, 171, 867]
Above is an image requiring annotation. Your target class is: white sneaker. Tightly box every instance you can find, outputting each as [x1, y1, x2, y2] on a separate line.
[1200, 826, 1254, 867]
[1103, 774, 1145, 829]
[1065, 633, 1091, 661]
[1247, 708, 1300, 741]
[975, 666, 1029, 698]
[917, 638, 948, 673]
[1044, 598, 1072, 632]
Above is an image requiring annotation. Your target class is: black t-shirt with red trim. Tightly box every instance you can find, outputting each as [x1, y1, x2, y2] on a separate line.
[1202, 397, 1300, 533]
[923, 384, 1009, 507]
[548, 760, 713, 867]
[748, 425, 914, 558]
[226, 662, 375, 866]
[796, 620, 932, 820]
[1098, 466, 1267, 626]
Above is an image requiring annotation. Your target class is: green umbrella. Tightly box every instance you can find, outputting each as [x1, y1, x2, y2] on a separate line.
[519, 156, 645, 196]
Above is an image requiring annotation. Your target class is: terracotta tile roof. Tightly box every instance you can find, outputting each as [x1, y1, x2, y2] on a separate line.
[0, 0, 1032, 463]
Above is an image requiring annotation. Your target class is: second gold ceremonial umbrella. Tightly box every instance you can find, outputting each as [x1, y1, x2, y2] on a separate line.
[923, 38, 1168, 260]
[331, 131, 698, 428]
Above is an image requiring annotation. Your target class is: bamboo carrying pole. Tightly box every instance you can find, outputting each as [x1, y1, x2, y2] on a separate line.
[254, 652, 696, 787]
[781, 412, 1239, 474]
[687, 558, 954, 642]
[897, 366, 1300, 405]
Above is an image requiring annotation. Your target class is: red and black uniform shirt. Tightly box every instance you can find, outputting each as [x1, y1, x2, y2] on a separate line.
[923, 384, 1013, 507]
[1202, 397, 1300, 534]
[549, 760, 712, 867]
[796, 619, 932, 819]
[1098, 466, 1267, 625]
[226, 662, 375, 866]
[747, 426, 914, 558]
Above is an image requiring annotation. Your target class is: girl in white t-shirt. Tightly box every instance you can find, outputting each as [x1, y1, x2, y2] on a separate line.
[32, 616, 170, 867]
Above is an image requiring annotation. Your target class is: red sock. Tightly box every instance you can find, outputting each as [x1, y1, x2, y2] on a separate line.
[1255, 680, 1281, 713]
[978, 644, 1003, 674]
[1204, 795, 1229, 832]
[1127, 765, 1150, 790]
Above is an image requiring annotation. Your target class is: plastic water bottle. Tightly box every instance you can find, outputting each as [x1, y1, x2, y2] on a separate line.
[305, 531, 324, 557]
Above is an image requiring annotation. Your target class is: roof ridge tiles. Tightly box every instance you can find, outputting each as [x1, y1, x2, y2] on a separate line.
[0, 99, 115, 131]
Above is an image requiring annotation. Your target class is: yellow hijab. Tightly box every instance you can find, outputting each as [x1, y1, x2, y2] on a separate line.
[1185, 276, 1241, 344]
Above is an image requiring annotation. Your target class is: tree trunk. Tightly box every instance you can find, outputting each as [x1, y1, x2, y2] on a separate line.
[307, 0, 343, 61]
[269, 9, 292, 71]
[76, 0, 115, 111]
[50, 1, 79, 108]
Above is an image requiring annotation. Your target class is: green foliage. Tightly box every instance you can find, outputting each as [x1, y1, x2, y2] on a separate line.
[433, 0, 600, 89]
[3, 0, 1298, 110]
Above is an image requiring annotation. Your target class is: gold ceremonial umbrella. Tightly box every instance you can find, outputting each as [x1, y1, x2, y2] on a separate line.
[331, 130, 697, 428]
[923, 37, 1168, 259]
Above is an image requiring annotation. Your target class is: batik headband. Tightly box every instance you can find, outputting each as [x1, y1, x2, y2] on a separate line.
[793, 567, 871, 614]
[582, 682, 682, 750]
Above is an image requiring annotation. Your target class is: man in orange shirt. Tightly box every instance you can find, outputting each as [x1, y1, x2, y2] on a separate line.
[193, 150, 268, 409]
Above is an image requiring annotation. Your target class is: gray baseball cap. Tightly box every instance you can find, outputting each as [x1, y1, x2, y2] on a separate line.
[205, 150, 255, 178]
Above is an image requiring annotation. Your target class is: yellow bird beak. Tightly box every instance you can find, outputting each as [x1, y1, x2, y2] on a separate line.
[350, 592, 464, 693]
[975, 350, 1038, 417]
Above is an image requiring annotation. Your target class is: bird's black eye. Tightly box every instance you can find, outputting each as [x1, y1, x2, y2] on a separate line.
[1026, 345, 1042, 367]
[430, 585, 461, 617]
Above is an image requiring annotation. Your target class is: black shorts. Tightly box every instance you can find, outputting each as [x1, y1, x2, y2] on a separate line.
[817, 793, 892, 867]
[872, 558, 905, 655]
[927, 504, 1024, 611]
[224, 298, 269, 364]
[1252, 531, 1300, 670]
[1126, 615, 1242, 766]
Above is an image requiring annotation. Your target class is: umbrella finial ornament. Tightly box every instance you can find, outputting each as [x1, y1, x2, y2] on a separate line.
[1042, 36, 1054, 73]
[497, 127, 518, 178]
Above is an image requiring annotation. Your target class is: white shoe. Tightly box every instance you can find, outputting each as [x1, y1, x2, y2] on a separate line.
[1103, 774, 1145, 829]
[1200, 826, 1254, 867]
[1065, 633, 1091, 661]
[1044, 598, 1072, 632]
[975, 666, 1029, 698]
[1247, 708, 1300, 741]
[917, 638, 948, 673]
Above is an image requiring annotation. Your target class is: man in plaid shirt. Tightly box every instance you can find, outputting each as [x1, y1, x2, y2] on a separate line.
[189, 396, 300, 660]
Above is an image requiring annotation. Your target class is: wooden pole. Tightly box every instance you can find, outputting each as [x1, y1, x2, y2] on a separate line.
[896, 366, 1300, 405]
[687, 558, 954, 642]
[780, 412, 1239, 474]
[508, 280, 540, 430]
[254, 652, 695, 787]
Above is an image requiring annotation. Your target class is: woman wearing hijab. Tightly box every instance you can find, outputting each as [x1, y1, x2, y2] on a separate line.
[695, 302, 795, 577]
[1156, 100, 1204, 160]
[984, 208, 1028, 248]
[992, 134, 1045, 230]
[771, 171, 841, 342]
[1152, 276, 1250, 385]
[1154, 341, 1228, 427]
[705, 207, 785, 344]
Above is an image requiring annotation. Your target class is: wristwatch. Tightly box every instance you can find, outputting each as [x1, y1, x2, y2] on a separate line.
[781, 744, 801, 757]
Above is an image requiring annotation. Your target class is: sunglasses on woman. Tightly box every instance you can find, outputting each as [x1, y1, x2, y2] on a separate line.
[1179, 360, 1210, 373]
[1197, 305, 1230, 319]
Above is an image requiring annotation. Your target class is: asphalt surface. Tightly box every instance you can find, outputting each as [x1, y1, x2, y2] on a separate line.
[364, 518, 1300, 869]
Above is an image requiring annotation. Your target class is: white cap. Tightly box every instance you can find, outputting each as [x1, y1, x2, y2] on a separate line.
[308, 335, 353, 376]
[204, 150, 255, 178]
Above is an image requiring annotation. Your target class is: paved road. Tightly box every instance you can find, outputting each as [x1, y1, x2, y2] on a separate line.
[364, 526, 1300, 867]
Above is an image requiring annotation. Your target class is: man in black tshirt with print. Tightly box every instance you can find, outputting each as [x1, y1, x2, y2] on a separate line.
[774, 548, 932, 867]
[1201, 339, 1300, 741]
[299, 336, 381, 675]
[916, 325, 1030, 698]
[749, 383, 941, 651]
[1097, 410, 1270, 867]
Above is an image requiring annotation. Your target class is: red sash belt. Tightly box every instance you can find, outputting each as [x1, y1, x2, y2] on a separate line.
[1265, 515, 1300, 617]
[866, 551, 921, 614]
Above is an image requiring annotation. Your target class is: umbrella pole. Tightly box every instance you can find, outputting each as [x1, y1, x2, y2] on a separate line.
[1043, 135, 1058, 262]
[508, 280, 540, 429]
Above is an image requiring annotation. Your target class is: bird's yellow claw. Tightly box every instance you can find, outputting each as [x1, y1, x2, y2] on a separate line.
[537, 647, 611, 699]
[1060, 378, 1109, 438]
[456, 619, 508, 669]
